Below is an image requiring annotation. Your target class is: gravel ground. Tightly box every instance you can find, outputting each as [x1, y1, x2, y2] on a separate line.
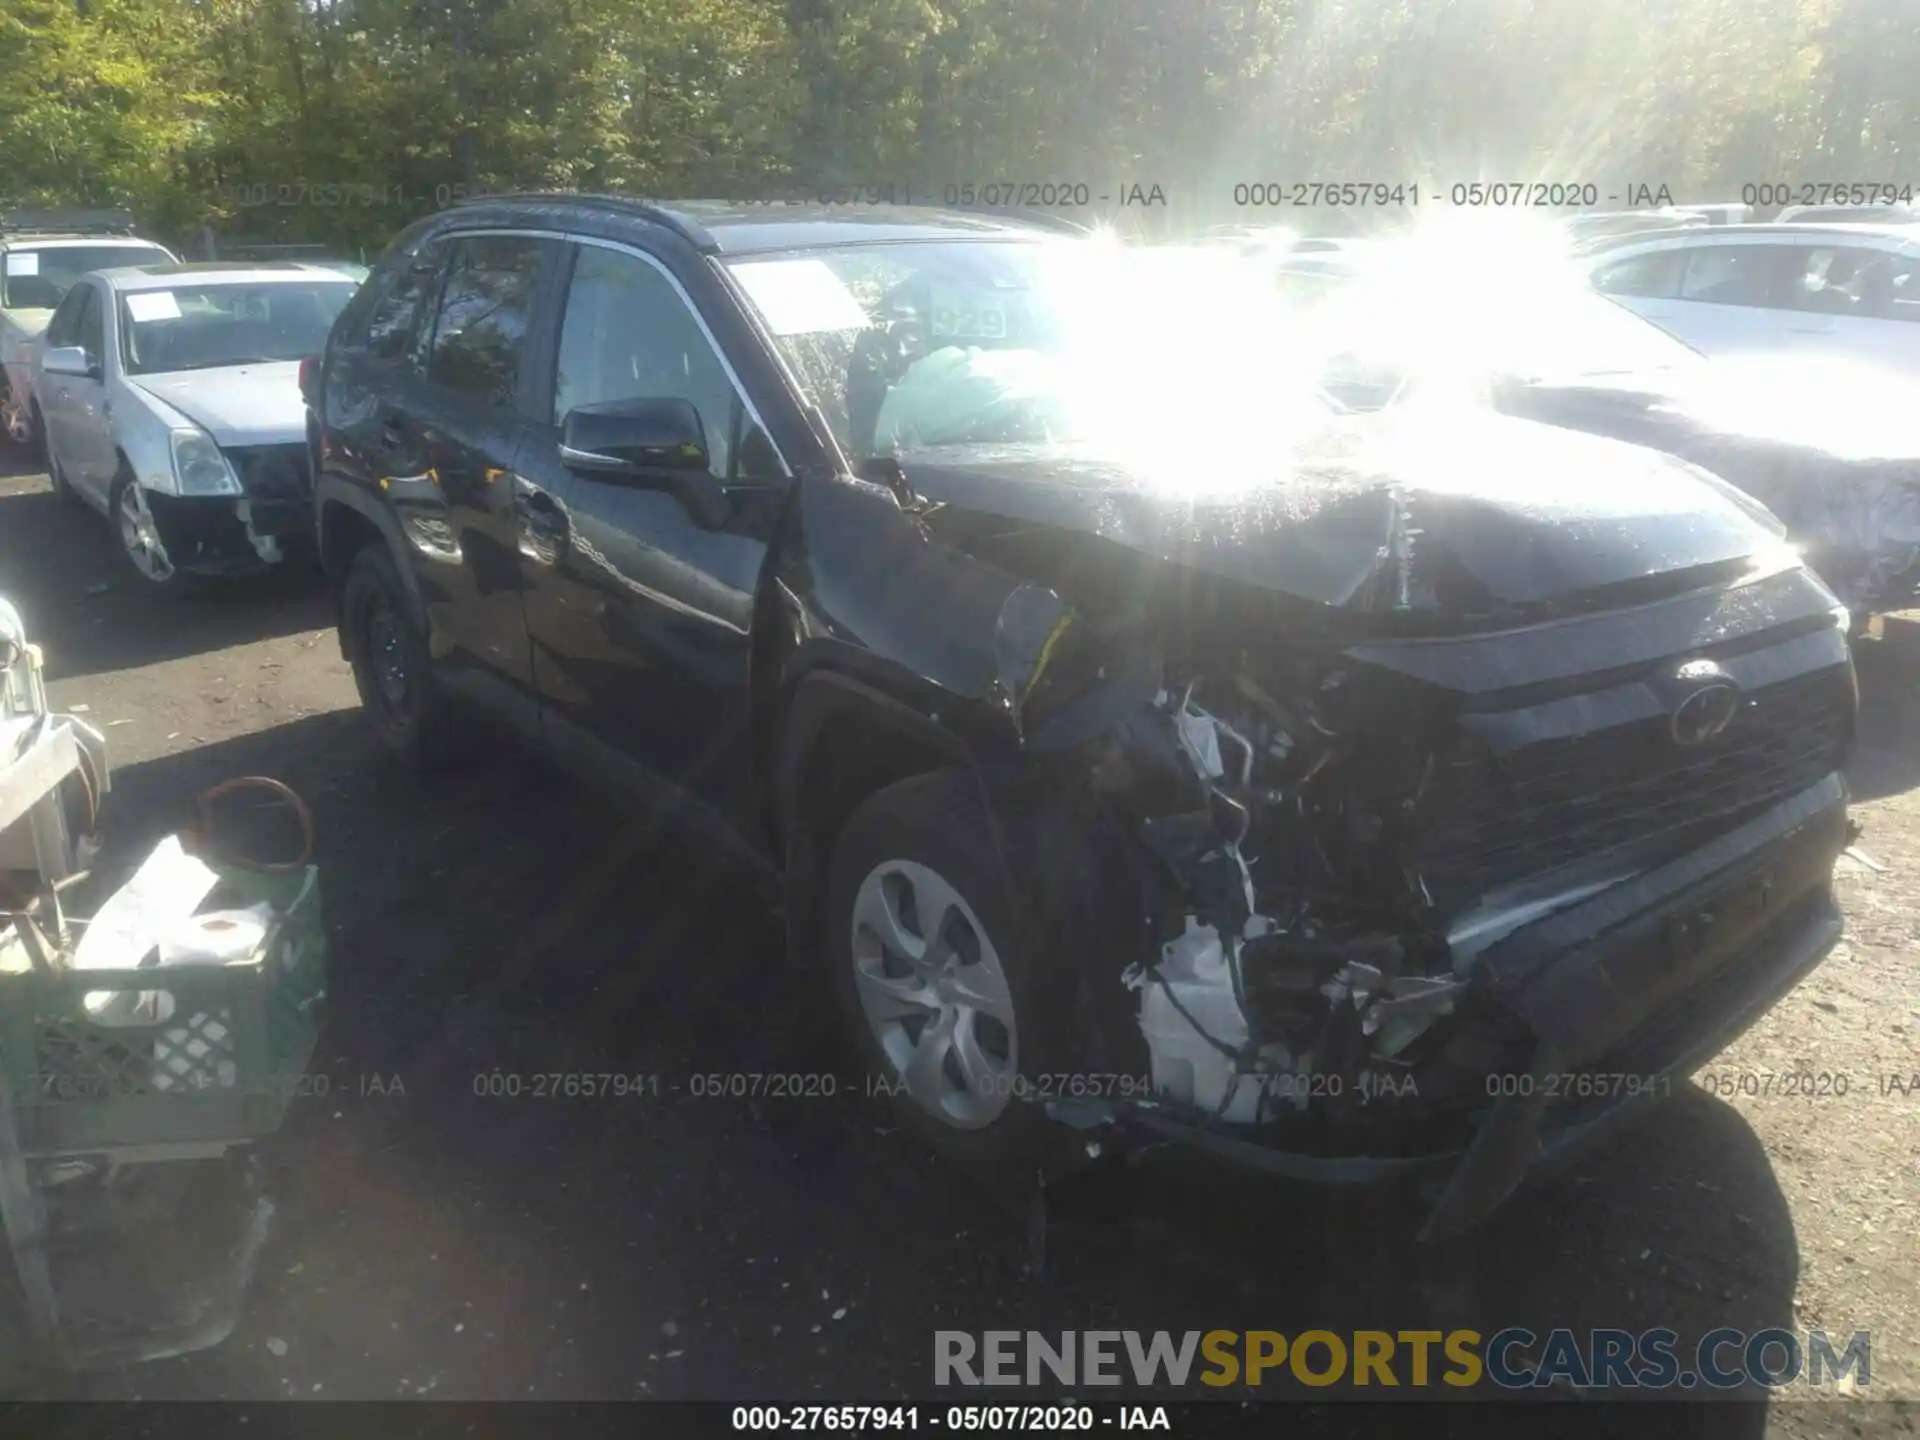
[0, 453, 1914, 1432]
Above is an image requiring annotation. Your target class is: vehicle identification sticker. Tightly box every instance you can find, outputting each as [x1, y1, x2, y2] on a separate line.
[124, 291, 182, 322]
[928, 285, 1008, 341]
[7, 253, 38, 276]
[730, 259, 871, 336]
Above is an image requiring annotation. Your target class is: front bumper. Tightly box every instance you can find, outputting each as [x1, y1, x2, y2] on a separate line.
[1074, 773, 1849, 1232]
[147, 446, 314, 575]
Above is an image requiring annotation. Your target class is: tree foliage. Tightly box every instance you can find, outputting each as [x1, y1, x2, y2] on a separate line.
[1, 0, 1915, 253]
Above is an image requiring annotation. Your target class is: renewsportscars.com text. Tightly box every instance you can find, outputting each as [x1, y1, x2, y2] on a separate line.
[934, 1328, 1871, 1392]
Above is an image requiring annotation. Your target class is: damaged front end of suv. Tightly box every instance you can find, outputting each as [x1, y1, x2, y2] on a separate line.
[785, 409, 1855, 1236]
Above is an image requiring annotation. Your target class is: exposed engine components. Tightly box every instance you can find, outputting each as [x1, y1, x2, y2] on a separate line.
[1027, 637, 1469, 1132]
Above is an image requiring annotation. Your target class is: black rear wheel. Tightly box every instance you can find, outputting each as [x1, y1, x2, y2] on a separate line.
[340, 543, 468, 769]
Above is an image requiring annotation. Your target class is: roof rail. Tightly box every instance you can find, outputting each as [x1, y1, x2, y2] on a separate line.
[1, 208, 137, 237]
[448, 191, 717, 251]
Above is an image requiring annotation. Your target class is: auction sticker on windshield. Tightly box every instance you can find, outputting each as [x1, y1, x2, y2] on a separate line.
[7, 254, 39, 277]
[124, 291, 182, 322]
[730, 259, 871, 335]
[928, 284, 1008, 341]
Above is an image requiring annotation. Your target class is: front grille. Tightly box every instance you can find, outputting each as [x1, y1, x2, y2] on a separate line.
[1412, 661, 1852, 905]
[227, 443, 311, 501]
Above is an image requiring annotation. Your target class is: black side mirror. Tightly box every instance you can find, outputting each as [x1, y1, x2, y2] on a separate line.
[560, 398, 710, 476]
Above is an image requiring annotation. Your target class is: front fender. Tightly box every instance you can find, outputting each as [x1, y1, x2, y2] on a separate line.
[114, 387, 181, 494]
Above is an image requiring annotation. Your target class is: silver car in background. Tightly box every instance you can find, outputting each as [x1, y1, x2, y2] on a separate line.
[0, 217, 176, 448]
[30, 262, 357, 590]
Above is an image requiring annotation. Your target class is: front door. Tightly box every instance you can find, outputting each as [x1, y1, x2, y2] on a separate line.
[1658, 243, 1799, 358]
[406, 233, 561, 716]
[44, 284, 117, 501]
[513, 239, 790, 816]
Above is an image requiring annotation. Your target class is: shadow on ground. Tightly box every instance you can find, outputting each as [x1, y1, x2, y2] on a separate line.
[0, 476, 330, 680]
[0, 705, 1797, 1424]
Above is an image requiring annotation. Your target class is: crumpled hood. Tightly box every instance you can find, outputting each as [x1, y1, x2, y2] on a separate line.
[897, 408, 1788, 620]
[128, 361, 305, 446]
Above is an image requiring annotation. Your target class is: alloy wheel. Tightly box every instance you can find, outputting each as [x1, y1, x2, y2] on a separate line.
[848, 858, 1019, 1130]
[118, 484, 175, 583]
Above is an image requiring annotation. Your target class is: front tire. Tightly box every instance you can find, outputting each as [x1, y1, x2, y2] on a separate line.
[110, 471, 189, 592]
[826, 769, 1057, 1183]
[340, 543, 467, 770]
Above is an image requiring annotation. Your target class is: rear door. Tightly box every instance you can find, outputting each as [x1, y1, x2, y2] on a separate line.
[1664, 243, 1801, 356]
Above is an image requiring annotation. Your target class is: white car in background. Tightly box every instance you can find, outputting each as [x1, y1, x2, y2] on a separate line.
[30, 261, 358, 590]
[1587, 223, 1920, 373]
[0, 216, 176, 448]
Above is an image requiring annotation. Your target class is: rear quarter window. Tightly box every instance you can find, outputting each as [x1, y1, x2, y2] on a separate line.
[345, 238, 448, 363]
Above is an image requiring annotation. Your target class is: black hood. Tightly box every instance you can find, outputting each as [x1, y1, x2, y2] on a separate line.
[896, 409, 1788, 621]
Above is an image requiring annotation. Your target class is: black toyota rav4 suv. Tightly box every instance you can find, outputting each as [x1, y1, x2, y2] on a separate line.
[309, 195, 1854, 1234]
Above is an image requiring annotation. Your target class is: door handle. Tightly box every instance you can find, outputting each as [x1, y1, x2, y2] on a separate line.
[379, 420, 406, 448]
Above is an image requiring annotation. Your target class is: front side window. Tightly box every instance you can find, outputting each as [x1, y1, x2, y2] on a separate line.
[1677, 245, 1790, 307]
[552, 244, 753, 479]
[1595, 249, 1685, 299]
[119, 281, 357, 375]
[0, 244, 171, 309]
[75, 287, 104, 363]
[425, 235, 549, 408]
[42, 285, 89, 349]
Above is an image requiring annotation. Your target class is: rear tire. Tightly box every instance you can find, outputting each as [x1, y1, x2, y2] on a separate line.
[340, 543, 468, 770]
[825, 769, 1061, 1187]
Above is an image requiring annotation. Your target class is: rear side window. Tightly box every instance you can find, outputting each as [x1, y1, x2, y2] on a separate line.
[1676, 246, 1791, 307]
[424, 235, 549, 409]
[364, 241, 447, 363]
[1594, 249, 1685, 299]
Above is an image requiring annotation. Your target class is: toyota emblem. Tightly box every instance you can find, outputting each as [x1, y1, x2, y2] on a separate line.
[1670, 673, 1740, 747]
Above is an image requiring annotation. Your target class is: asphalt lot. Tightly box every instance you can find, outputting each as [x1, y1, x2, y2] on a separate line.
[0, 448, 1915, 1430]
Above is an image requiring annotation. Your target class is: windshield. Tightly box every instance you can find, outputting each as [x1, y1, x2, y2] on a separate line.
[0, 244, 172, 309]
[118, 281, 356, 375]
[726, 239, 1329, 466]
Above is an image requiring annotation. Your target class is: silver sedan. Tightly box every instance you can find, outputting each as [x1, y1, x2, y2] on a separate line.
[30, 262, 358, 589]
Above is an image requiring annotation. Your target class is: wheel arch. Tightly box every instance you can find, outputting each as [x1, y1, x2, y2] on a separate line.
[316, 479, 424, 619]
[775, 670, 974, 972]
